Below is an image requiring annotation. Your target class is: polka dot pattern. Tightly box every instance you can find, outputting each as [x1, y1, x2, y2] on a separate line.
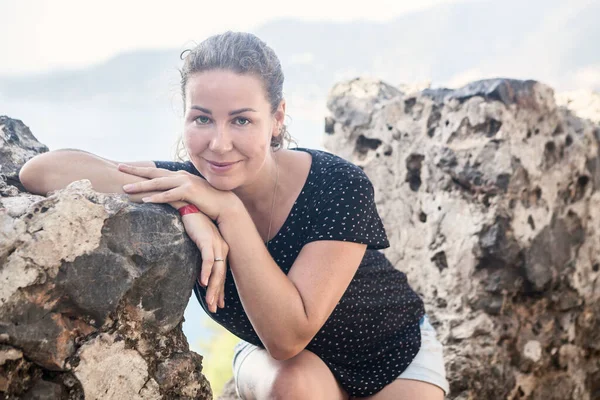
[154, 148, 425, 397]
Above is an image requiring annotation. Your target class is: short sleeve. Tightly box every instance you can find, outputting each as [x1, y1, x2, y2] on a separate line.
[303, 173, 390, 250]
[153, 160, 203, 177]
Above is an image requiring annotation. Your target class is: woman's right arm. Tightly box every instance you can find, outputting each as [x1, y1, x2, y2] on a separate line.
[19, 148, 155, 196]
[19, 148, 228, 311]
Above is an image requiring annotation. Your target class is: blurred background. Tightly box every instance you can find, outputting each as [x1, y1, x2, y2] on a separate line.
[2, 0, 598, 394]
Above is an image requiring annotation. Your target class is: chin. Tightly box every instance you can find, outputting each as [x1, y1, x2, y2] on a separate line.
[204, 176, 241, 192]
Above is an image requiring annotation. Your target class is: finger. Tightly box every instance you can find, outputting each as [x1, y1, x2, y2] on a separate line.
[141, 187, 187, 204]
[206, 248, 226, 313]
[198, 245, 214, 288]
[118, 164, 173, 179]
[123, 176, 186, 194]
[218, 288, 225, 309]
[211, 288, 221, 313]
[205, 269, 222, 313]
[219, 243, 229, 309]
[126, 190, 163, 203]
[208, 262, 226, 312]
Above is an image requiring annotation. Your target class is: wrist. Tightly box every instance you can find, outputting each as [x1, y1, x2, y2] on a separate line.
[181, 209, 212, 224]
[178, 204, 200, 217]
[216, 194, 245, 227]
[169, 200, 188, 209]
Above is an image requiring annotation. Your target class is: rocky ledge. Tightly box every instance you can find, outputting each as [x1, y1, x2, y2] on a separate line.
[0, 117, 211, 399]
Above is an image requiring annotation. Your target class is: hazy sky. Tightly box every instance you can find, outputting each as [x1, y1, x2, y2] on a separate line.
[1, 0, 463, 75]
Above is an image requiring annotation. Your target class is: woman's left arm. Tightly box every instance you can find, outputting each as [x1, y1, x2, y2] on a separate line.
[218, 204, 367, 361]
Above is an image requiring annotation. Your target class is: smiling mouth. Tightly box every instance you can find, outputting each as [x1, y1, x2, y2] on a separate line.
[206, 160, 241, 167]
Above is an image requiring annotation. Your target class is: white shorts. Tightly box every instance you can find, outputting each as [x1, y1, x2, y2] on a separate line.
[398, 314, 450, 395]
[232, 314, 450, 396]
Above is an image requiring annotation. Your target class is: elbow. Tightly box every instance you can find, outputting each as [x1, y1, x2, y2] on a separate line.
[264, 333, 313, 361]
[19, 151, 61, 195]
[267, 343, 305, 361]
[18, 158, 43, 194]
[263, 320, 320, 361]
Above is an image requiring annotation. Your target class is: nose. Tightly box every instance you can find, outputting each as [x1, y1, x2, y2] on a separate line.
[208, 124, 234, 154]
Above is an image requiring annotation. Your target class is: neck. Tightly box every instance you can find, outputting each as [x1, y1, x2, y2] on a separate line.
[233, 150, 280, 215]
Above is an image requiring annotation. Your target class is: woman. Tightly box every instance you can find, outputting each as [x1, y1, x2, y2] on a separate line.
[19, 32, 449, 399]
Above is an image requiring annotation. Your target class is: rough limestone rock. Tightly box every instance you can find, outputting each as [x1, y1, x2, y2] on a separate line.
[324, 78, 600, 399]
[0, 116, 48, 191]
[0, 117, 211, 399]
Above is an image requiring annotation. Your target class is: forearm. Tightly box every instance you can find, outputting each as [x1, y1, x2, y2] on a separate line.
[218, 201, 313, 359]
[19, 149, 187, 208]
[19, 149, 149, 196]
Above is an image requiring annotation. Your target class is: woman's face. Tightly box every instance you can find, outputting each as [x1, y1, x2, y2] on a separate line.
[183, 69, 284, 191]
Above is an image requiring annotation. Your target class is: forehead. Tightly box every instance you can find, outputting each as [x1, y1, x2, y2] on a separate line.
[185, 70, 269, 109]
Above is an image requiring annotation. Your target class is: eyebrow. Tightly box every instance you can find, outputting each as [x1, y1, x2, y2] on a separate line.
[190, 106, 257, 116]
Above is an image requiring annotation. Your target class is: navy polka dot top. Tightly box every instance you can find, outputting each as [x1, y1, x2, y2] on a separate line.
[154, 147, 425, 397]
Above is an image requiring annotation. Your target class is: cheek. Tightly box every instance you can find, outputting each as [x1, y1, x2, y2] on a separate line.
[182, 129, 206, 153]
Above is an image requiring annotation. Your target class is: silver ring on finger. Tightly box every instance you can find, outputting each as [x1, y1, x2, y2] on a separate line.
[214, 257, 224, 262]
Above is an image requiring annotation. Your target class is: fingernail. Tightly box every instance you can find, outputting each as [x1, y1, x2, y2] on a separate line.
[122, 184, 133, 191]
[208, 295, 215, 305]
[142, 197, 151, 203]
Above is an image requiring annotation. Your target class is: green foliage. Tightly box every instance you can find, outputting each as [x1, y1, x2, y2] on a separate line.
[192, 318, 240, 397]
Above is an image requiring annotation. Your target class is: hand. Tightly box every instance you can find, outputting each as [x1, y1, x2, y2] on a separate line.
[182, 212, 229, 313]
[118, 164, 239, 223]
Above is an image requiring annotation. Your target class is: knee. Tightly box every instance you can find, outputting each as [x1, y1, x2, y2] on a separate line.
[268, 364, 312, 400]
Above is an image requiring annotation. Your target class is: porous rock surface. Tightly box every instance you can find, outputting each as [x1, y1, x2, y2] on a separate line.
[323, 78, 600, 399]
[0, 116, 48, 191]
[0, 117, 211, 399]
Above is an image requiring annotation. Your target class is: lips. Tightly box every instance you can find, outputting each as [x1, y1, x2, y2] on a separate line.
[207, 160, 240, 167]
[204, 159, 242, 174]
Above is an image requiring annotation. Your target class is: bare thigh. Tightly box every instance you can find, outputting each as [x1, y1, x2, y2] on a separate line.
[236, 348, 348, 400]
[354, 378, 445, 400]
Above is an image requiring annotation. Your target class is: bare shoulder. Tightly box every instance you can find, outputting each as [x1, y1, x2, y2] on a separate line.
[275, 149, 312, 204]
[277, 149, 311, 178]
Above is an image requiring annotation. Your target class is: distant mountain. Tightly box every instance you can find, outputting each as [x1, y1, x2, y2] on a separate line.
[0, 49, 181, 104]
[2, 0, 598, 103]
[256, 0, 599, 91]
[0, 0, 598, 158]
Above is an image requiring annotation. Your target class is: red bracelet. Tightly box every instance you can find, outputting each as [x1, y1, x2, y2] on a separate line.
[178, 204, 200, 216]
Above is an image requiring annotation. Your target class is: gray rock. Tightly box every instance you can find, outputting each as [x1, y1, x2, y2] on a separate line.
[22, 379, 66, 400]
[324, 77, 600, 399]
[427, 78, 540, 106]
[0, 116, 48, 190]
[0, 121, 211, 399]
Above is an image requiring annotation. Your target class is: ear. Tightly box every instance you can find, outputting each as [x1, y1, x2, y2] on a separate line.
[272, 99, 286, 137]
